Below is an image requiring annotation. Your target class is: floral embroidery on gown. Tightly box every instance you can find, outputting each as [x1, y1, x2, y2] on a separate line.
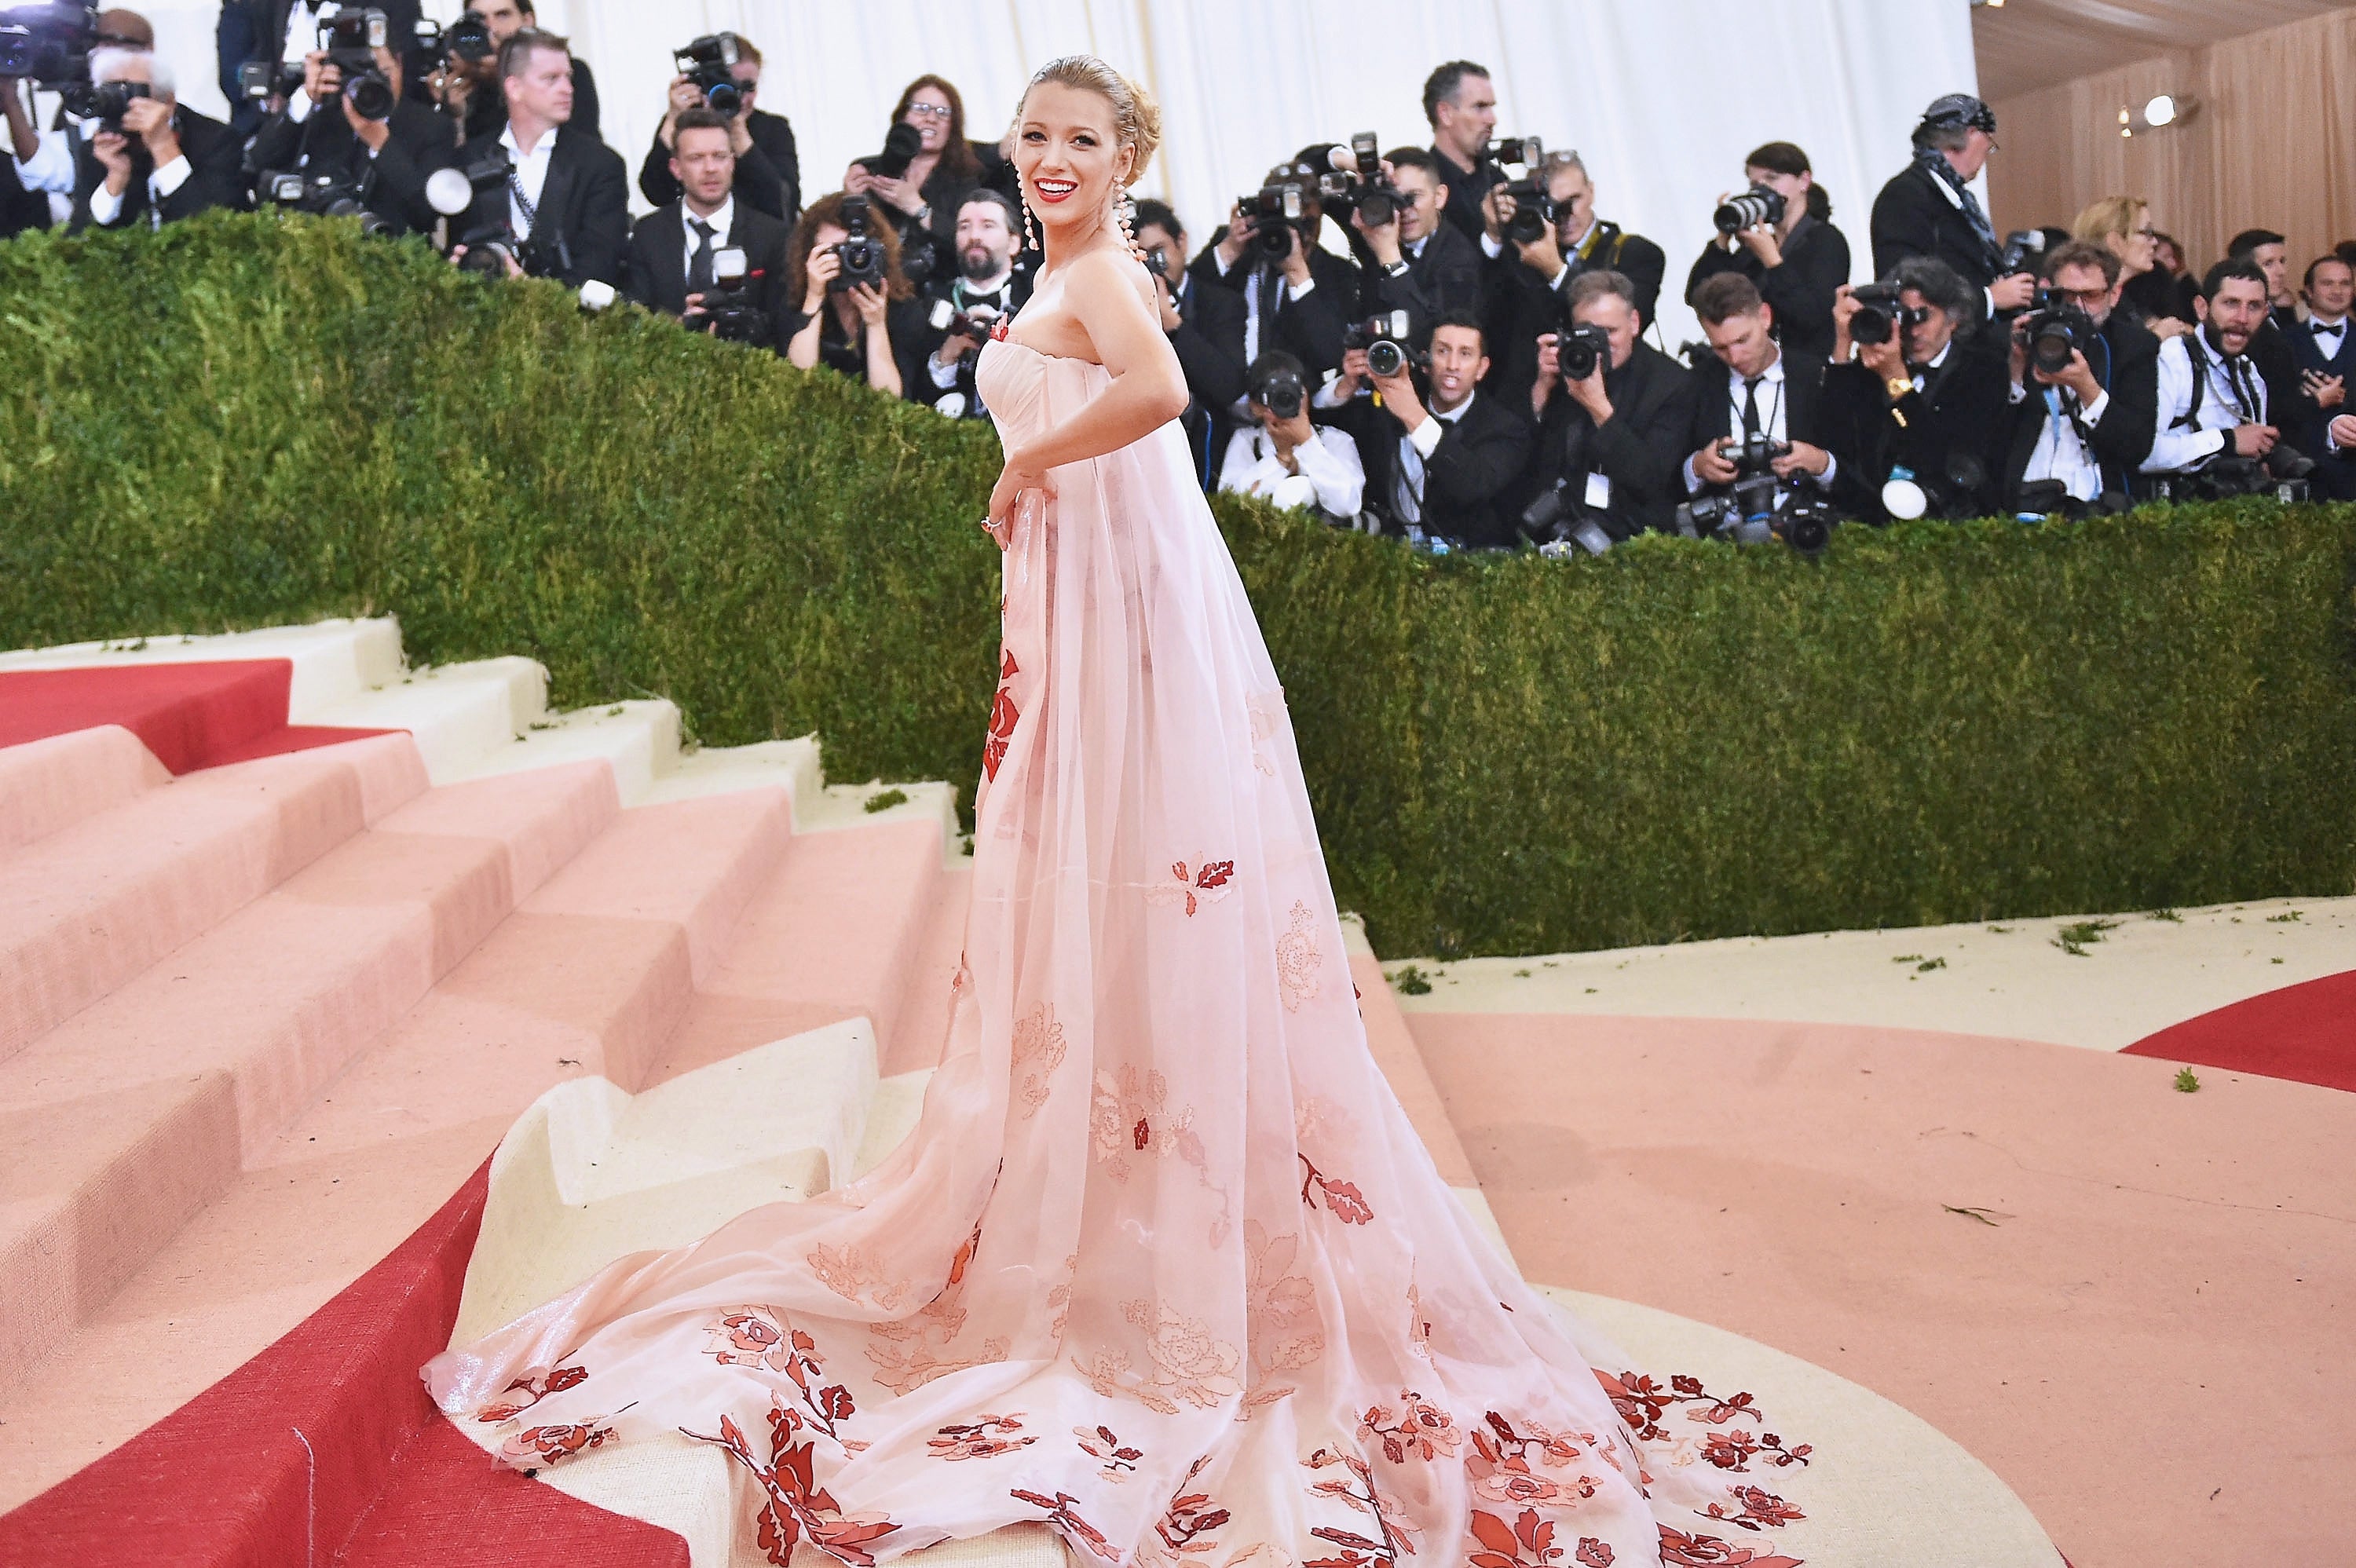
[421, 336, 1812, 1566]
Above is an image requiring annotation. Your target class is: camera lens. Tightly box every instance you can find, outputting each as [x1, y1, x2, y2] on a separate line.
[346, 71, 394, 122]
[1366, 340, 1405, 379]
[1359, 191, 1394, 227]
[705, 79, 741, 115]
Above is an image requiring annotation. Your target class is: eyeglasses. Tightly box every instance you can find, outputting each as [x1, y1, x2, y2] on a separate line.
[905, 103, 954, 121]
[2056, 285, 2113, 306]
[2133, 226, 2160, 239]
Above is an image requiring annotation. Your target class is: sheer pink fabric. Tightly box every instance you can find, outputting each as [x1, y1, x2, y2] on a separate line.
[422, 338, 1812, 1566]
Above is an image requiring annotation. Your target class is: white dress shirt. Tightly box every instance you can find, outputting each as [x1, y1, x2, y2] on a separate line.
[681, 195, 734, 282]
[83, 114, 192, 229]
[1679, 351, 1840, 495]
[501, 120, 556, 240]
[282, 0, 325, 64]
[1211, 247, 1315, 381]
[1219, 422, 1366, 518]
[1395, 389, 1476, 526]
[2009, 375, 2109, 503]
[2310, 313, 2348, 354]
[2144, 331, 2266, 473]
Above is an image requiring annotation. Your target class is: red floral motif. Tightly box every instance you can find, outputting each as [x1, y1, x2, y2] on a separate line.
[1304, 1446, 1419, 1565]
[1151, 1453, 1232, 1552]
[990, 313, 1012, 342]
[1701, 1486, 1807, 1533]
[1577, 1542, 1617, 1568]
[1358, 1389, 1462, 1463]
[474, 1361, 588, 1423]
[1299, 1153, 1374, 1224]
[499, 1416, 620, 1468]
[927, 1413, 1038, 1460]
[1467, 1508, 1571, 1567]
[983, 648, 1020, 782]
[1469, 1412, 1602, 1506]
[1597, 1372, 1810, 1471]
[1011, 1489, 1119, 1562]
[1145, 857, 1235, 916]
[1655, 1525, 1804, 1568]
[684, 1405, 900, 1566]
[1075, 1423, 1145, 1478]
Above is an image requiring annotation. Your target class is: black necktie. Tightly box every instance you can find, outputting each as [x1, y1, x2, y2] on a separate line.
[1740, 377, 1763, 440]
[687, 217, 717, 294]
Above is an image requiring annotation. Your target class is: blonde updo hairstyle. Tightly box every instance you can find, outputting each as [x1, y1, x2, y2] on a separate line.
[1012, 55, 1163, 187]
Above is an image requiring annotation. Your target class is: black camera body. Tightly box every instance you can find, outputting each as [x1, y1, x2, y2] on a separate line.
[1997, 228, 2047, 278]
[318, 9, 394, 121]
[415, 11, 493, 66]
[1681, 434, 1837, 554]
[59, 76, 146, 128]
[2160, 444, 2318, 505]
[448, 145, 567, 280]
[695, 246, 770, 344]
[2020, 289, 2096, 376]
[236, 58, 303, 104]
[257, 167, 391, 236]
[676, 32, 744, 115]
[1491, 135, 1551, 245]
[0, 0, 95, 84]
[1252, 364, 1308, 422]
[1344, 130, 1402, 228]
[1557, 321, 1612, 383]
[1714, 184, 1785, 236]
[1523, 479, 1615, 557]
[927, 297, 1002, 349]
[830, 194, 885, 292]
[859, 121, 923, 184]
[1239, 161, 1336, 259]
[1344, 309, 1417, 378]
[1848, 281, 1928, 346]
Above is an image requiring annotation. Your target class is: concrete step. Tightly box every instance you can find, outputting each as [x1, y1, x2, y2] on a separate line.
[306, 656, 551, 782]
[0, 725, 169, 857]
[0, 732, 428, 1065]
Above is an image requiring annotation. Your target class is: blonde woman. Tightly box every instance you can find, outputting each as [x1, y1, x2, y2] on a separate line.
[2074, 195, 2190, 337]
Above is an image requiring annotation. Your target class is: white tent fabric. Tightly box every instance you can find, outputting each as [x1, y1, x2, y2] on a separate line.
[139, 0, 1980, 345]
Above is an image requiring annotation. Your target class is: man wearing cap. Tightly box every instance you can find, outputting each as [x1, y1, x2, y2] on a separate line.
[1870, 94, 2037, 323]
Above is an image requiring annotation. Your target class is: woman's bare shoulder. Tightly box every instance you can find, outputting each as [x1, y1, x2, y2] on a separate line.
[1063, 244, 1158, 316]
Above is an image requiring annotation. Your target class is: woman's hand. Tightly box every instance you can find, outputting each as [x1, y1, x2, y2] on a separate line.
[801, 246, 841, 315]
[850, 280, 889, 328]
[865, 171, 922, 215]
[986, 444, 1056, 548]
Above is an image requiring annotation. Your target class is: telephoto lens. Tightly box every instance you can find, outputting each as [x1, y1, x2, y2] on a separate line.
[1712, 185, 1785, 236]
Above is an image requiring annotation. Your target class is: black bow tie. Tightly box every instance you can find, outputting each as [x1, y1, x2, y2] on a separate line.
[2312, 320, 2347, 336]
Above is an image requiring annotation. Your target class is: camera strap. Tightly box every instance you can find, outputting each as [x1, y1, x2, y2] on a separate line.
[507, 168, 538, 237]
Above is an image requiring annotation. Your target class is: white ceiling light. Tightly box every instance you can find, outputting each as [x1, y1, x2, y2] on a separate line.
[2119, 93, 2196, 137]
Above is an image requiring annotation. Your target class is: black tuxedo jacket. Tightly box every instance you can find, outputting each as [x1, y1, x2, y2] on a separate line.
[1336, 387, 1534, 550]
[1869, 160, 1999, 291]
[1480, 219, 1666, 411]
[903, 274, 1021, 421]
[1685, 213, 1852, 366]
[1821, 334, 2011, 521]
[1999, 312, 2160, 504]
[2290, 314, 2356, 497]
[1399, 220, 1485, 323]
[1684, 350, 1871, 517]
[1165, 272, 1249, 488]
[1524, 341, 1696, 540]
[243, 97, 455, 235]
[69, 105, 244, 230]
[623, 199, 789, 332]
[1, 151, 44, 237]
[1187, 240, 1375, 381]
[460, 122, 629, 287]
[638, 110, 800, 226]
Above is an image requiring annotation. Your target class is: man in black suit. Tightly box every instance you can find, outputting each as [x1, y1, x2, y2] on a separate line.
[1327, 309, 1531, 550]
[424, 0, 598, 148]
[909, 188, 1023, 422]
[2224, 228, 2319, 451]
[1136, 199, 1246, 490]
[242, 41, 455, 236]
[2000, 241, 2160, 515]
[1188, 161, 1385, 382]
[1520, 270, 1696, 545]
[1480, 152, 1666, 413]
[71, 48, 243, 230]
[1680, 272, 1861, 521]
[2290, 252, 2356, 498]
[1869, 94, 2037, 323]
[622, 110, 785, 344]
[638, 33, 799, 228]
[1822, 256, 2011, 522]
[1422, 60, 1504, 248]
[1352, 147, 1483, 328]
[449, 29, 626, 289]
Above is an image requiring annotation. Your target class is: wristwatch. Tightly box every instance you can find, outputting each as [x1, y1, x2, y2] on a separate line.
[1884, 375, 1913, 400]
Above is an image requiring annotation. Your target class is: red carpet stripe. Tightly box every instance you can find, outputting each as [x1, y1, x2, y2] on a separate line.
[2122, 970, 2356, 1093]
[0, 662, 389, 774]
[0, 1161, 686, 1568]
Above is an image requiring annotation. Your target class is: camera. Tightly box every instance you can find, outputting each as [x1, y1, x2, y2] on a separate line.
[316, 8, 394, 122]
[1251, 363, 1308, 422]
[236, 58, 303, 104]
[1344, 130, 1401, 228]
[859, 121, 924, 183]
[1714, 184, 1784, 236]
[415, 11, 493, 65]
[2019, 289, 2095, 377]
[1492, 136, 1552, 246]
[438, 146, 567, 280]
[927, 297, 1001, 348]
[1140, 247, 1168, 279]
[830, 194, 885, 292]
[1848, 281, 1927, 347]
[257, 168, 392, 237]
[1238, 166, 1323, 260]
[1997, 229, 2047, 277]
[2176, 444, 2318, 504]
[695, 247, 771, 345]
[58, 76, 146, 128]
[1522, 481, 1615, 557]
[1557, 321, 1612, 383]
[1344, 309, 1415, 378]
[0, 0, 94, 83]
[675, 32, 744, 115]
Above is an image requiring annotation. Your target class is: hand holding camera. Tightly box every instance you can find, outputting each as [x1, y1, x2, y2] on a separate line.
[2231, 422, 2281, 458]
[801, 245, 843, 314]
[1990, 272, 2040, 313]
[119, 93, 175, 162]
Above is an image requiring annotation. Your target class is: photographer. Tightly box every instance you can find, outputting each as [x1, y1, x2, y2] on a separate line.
[426, 0, 598, 148]
[1219, 350, 1366, 524]
[1681, 273, 1857, 516]
[1520, 270, 1696, 543]
[1821, 256, 2010, 521]
[2142, 258, 2292, 483]
[242, 38, 455, 236]
[1422, 60, 1502, 246]
[1188, 157, 1361, 380]
[1326, 309, 1531, 548]
[1685, 141, 1850, 365]
[1480, 152, 1665, 408]
[1869, 94, 2037, 321]
[642, 34, 799, 226]
[781, 190, 927, 397]
[2291, 254, 2354, 499]
[913, 189, 1023, 422]
[1134, 199, 1246, 488]
[1362, 145, 1483, 320]
[447, 29, 627, 288]
[845, 76, 993, 291]
[621, 109, 786, 344]
[71, 47, 241, 230]
[2000, 241, 2160, 512]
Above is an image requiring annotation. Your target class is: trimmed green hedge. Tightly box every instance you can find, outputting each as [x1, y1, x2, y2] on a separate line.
[5, 213, 2354, 957]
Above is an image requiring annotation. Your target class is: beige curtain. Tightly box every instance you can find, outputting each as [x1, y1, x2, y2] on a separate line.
[1989, 5, 2356, 279]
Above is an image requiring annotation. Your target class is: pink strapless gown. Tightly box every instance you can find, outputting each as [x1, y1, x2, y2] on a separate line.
[423, 338, 1808, 1566]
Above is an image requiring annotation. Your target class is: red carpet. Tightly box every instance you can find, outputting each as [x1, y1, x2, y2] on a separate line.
[0, 661, 389, 774]
[2124, 969, 2356, 1092]
[0, 1161, 684, 1568]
